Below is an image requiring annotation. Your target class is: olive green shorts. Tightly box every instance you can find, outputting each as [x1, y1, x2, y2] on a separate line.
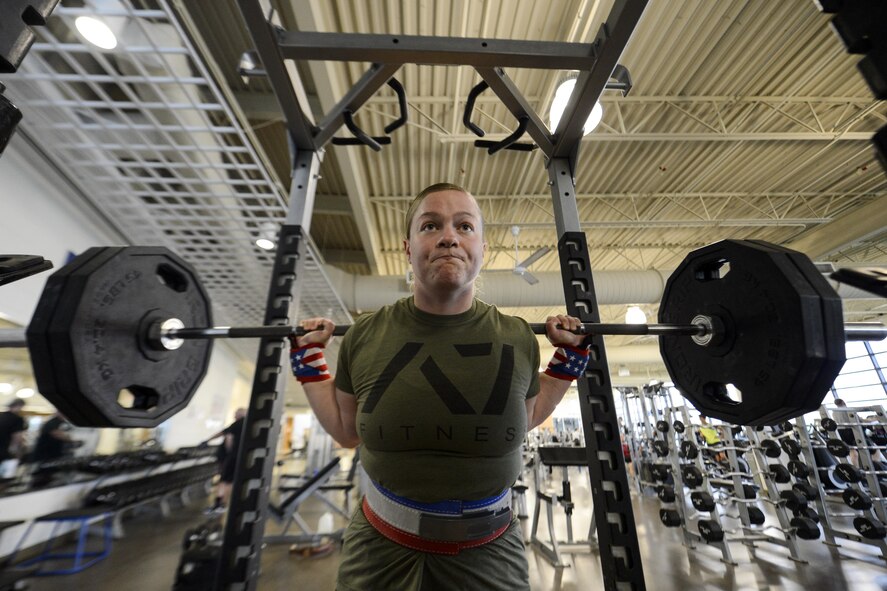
[336, 504, 530, 591]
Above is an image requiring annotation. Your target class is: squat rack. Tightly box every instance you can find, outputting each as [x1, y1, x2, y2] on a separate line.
[219, 1, 650, 589]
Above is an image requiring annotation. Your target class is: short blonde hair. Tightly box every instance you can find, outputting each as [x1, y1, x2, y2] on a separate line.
[403, 182, 483, 238]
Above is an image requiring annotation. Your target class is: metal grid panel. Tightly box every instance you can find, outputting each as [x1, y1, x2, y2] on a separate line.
[0, 2, 352, 348]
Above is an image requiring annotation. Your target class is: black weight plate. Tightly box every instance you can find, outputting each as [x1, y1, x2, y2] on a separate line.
[26, 248, 97, 426]
[728, 241, 828, 426]
[27, 248, 121, 426]
[65, 247, 213, 427]
[749, 241, 846, 416]
[656, 420, 669, 433]
[659, 240, 825, 426]
[652, 440, 669, 457]
[47, 247, 130, 427]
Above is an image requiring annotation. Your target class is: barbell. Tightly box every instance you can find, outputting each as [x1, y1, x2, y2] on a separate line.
[0, 241, 885, 428]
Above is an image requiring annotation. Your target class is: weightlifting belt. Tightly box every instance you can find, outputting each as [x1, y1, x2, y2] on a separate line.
[362, 480, 512, 555]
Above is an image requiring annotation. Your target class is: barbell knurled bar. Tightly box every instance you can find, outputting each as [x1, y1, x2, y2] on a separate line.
[2, 319, 884, 350]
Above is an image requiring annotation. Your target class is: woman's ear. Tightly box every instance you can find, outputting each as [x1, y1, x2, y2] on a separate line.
[403, 239, 411, 262]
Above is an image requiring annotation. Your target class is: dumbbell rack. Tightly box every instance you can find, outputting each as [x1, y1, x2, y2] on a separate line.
[736, 427, 809, 563]
[619, 387, 652, 495]
[811, 406, 887, 558]
[661, 405, 736, 565]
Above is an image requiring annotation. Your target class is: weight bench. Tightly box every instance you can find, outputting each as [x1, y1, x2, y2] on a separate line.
[530, 446, 597, 591]
[265, 457, 345, 545]
[6, 507, 113, 575]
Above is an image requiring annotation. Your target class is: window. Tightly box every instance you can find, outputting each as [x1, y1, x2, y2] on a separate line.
[831, 340, 887, 405]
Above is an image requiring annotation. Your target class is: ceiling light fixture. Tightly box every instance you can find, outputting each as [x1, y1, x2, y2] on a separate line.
[549, 77, 603, 135]
[75, 16, 118, 50]
[16, 387, 35, 399]
[255, 222, 279, 250]
[625, 305, 647, 324]
[0, 383, 13, 395]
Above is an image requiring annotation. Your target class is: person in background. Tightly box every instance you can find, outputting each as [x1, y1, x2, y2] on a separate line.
[835, 399, 860, 467]
[204, 408, 246, 513]
[30, 411, 80, 487]
[698, 415, 726, 463]
[0, 400, 27, 472]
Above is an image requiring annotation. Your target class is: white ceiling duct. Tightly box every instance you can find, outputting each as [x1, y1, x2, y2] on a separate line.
[324, 265, 881, 313]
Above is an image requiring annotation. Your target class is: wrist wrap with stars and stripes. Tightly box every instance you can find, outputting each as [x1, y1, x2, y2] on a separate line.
[290, 342, 331, 383]
[544, 344, 590, 381]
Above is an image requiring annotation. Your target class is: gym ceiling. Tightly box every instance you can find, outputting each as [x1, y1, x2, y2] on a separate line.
[2, 0, 886, 385]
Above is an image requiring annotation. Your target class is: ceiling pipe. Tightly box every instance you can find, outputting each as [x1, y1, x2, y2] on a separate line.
[323, 265, 878, 313]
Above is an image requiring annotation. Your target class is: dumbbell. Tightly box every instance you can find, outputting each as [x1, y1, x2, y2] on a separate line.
[821, 437, 887, 458]
[779, 489, 810, 512]
[697, 519, 725, 543]
[680, 465, 704, 488]
[792, 482, 819, 502]
[651, 463, 671, 482]
[679, 440, 699, 460]
[672, 420, 685, 434]
[788, 459, 811, 479]
[656, 485, 676, 503]
[713, 483, 758, 500]
[834, 462, 887, 484]
[659, 508, 682, 527]
[841, 487, 887, 511]
[822, 416, 887, 435]
[717, 439, 783, 458]
[854, 516, 887, 539]
[789, 517, 821, 540]
[652, 440, 670, 458]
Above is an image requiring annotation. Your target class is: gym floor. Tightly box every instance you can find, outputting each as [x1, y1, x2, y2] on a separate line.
[18, 466, 887, 591]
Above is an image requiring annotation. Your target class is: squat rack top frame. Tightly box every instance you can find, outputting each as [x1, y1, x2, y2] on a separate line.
[238, 0, 647, 234]
[219, 1, 650, 590]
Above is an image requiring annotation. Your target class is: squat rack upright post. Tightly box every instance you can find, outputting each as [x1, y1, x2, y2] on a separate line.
[218, 1, 650, 589]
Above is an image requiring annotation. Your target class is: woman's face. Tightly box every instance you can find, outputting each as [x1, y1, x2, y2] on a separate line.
[403, 189, 486, 294]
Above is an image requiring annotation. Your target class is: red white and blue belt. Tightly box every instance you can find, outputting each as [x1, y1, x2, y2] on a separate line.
[362, 479, 512, 555]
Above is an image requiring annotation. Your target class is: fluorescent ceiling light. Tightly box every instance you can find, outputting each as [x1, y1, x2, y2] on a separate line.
[255, 238, 275, 250]
[625, 305, 647, 324]
[549, 78, 603, 135]
[75, 16, 118, 50]
[0, 383, 13, 394]
[16, 388, 35, 399]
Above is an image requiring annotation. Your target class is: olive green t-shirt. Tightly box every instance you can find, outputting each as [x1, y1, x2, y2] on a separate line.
[336, 297, 540, 501]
